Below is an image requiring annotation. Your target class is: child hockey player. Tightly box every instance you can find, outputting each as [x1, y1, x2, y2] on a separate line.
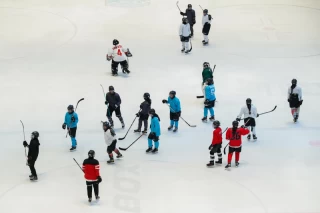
[202, 78, 216, 122]
[105, 86, 125, 128]
[179, 4, 196, 37]
[82, 150, 101, 203]
[106, 39, 132, 76]
[134, 92, 151, 134]
[202, 9, 212, 45]
[23, 131, 40, 181]
[236, 98, 259, 140]
[62, 105, 79, 151]
[179, 17, 191, 53]
[162, 91, 181, 132]
[207, 121, 223, 167]
[103, 121, 123, 164]
[146, 109, 161, 153]
[288, 79, 303, 122]
[225, 121, 249, 169]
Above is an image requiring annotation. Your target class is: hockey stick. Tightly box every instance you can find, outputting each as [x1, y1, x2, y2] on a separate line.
[199, 5, 204, 11]
[238, 105, 277, 120]
[66, 98, 84, 138]
[73, 158, 84, 173]
[118, 116, 138, 140]
[189, 39, 192, 52]
[20, 120, 28, 165]
[119, 134, 144, 151]
[100, 84, 106, 97]
[166, 104, 196, 127]
[197, 65, 216, 98]
[223, 119, 251, 155]
[176, 1, 182, 12]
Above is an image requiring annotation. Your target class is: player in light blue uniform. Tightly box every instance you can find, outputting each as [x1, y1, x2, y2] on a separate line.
[62, 105, 79, 151]
[202, 78, 216, 122]
[162, 91, 181, 132]
[146, 109, 161, 153]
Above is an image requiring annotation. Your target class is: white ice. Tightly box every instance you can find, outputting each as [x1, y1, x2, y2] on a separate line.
[0, 0, 320, 212]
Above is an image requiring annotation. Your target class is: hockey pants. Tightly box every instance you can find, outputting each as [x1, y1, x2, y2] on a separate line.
[137, 119, 148, 131]
[86, 181, 99, 198]
[28, 160, 37, 177]
[210, 145, 222, 163]
[204, 107, 214, 117]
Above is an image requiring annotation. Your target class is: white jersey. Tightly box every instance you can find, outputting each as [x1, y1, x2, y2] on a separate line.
[107, 44, 128, 62]
[104, 129, 116, 146]
[202, 14, 212, 26]
[237, 105, 258, 119]
[288, 86, 302, 101]
[179, 23, 191, 37]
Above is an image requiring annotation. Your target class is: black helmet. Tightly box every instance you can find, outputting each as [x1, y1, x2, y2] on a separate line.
[203, 9, 208, 14]
[182, 17, 188, 23]
[207, 78, 213, 85]
[88, 150, 95, 158]
[143, 92, 150, 99]
[246, 98, 252, 104]
[113, 39, 119, 46]
[232, 120, 239, 128]
[109, 86, 114, 91]
[292, 79, 297, 84]
[149, 108, 155, 115]
[213, 120, 220, 128]
[203, 62, 210, 68]
[67, 105, 74, 110]
[103, 121, 110, 128]
[31, 131, 39, 138]
[188, 4, 192, 8]
[169, 91, 176, 96]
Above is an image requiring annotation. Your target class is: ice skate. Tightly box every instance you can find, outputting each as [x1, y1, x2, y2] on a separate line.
[134, 129, 141, 133]
[70, 146, 76, 151]
[30, 176, 38, 181]
[112, 73, 118, 76]
[185, 49, 190, 54]
[88, 198, 92, 203]
[215, 159, 222, 164]
[247, 134, 251, 140]
[201, 117, 207, 122]
[116, 153, 123, 158]
[168, 125, 173, 131]
[252, 134, 257, 140]
[181, 48, 185, 52]
[121, 122, 125, 129]
[95, 195, 100, 200]
[152, 148, 158, 153]
[142, 130, 147, 134]
[202, 40, 205, 43]
[294, 115, 298, 123]
[209, 116, 215, 121]
[203, 41, 208, 45]
[146, 147, 152, 153]
[173, 127, 178, 132]
[125, 69, 130, 74]
[206, 161, 214, 167]
[107, 157, 114, 164]
[225, 163, 231, 169]
[235, 161, 240, 167]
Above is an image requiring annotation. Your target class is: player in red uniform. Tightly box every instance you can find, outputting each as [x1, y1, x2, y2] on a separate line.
[225, 121, 249, 169]
[82, 150, 102, 203]
[207, 120, 223, 167]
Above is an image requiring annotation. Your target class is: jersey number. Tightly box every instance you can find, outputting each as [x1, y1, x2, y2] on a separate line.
[230, 133, 240, 140]
[117, 49, 122, 56]
[210, 88, 215, 95]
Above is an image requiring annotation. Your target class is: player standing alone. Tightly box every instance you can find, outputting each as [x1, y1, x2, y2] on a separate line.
[207, 121, 223, 167]
[82, 150, 101, 203]
[288, 79, 303, 122]
[225, 121, 249, 169]
[162, 91, 181, 132]
[202, 9, 212, 45]
[23, 131, 40, 181]
[62, 105, 79, 151]
[179, 17, 191, 54]
[106, 39, 132, 76]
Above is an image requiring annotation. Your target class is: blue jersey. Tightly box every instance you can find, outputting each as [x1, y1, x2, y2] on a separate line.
[64, 112, 78, 128]
[205, 85, 216, 101]
[150, 115, 161, 136]
[167, 97, 181, 113]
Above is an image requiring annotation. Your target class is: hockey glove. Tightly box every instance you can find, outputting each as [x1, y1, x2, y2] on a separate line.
[136, 113, 140, 117]
[105, 101, 108, 105]
[287, 99, 290, 102]
[240, 125, 245, 128]
[23, 141, 28, 147]
[300, 100, 303, 106]
[236, 118, 241, 122]
[71, 116, 75, 122]
[106, 54, 112, 61]
[177, 111, 181, 117]
[180, 12, 184, 15]
[148, 132, 156, 139]
[97, 176, 102, 183]
[162, 99, 168, 104]
[204, 99, 209, 106]
[257, 114, 259, 117]
[62, 123, 66, 130]
[208, 144, 213, 150]
[125, 49, 132, 57]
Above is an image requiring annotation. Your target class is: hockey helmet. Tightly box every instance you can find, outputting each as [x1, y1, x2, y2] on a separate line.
[149, 108, 156, 115]
[292, 79, 297, 85]
[203, 9, 208, 14]
[113, 39, 119, 46]
[182, 17, 188, 23]
[143, 92, 150, 99]
[188, 4, 192, 8]
[88, 150, 95, 158]
[246, 98, 252, 104]
[203, 62, 210, 68]
[109, 86, 114, 91]
[169, 90, 176, 96]
[31, 131, 39, 139]
[213, 120, 220, 128]
[232, 120, 239, 128]
[67, 105, 74, 110]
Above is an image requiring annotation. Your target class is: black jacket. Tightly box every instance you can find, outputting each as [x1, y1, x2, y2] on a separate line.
[106, 92, 121, 108]
[181, 9, 196, 25]
[138, 99, 151, 120]
[28, 138, 40, 161]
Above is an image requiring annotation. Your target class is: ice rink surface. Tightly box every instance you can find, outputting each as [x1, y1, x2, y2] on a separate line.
[0, 0, 320, 212]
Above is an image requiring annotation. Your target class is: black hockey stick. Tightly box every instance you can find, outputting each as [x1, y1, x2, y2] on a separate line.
[73, 158, 84, 173]
[66, 98, 84, 138]
[199, 5, 204, 11]
[189, 39, 192, 52]
[119, 134, 144, 151]
[197, 65, 216, 98]
[166, 104, 196, 127]
[176, 1, 182, 12]
[118, 116, 138, 140]
[238, 105, 277, 120]
[223, 119, 251, 155]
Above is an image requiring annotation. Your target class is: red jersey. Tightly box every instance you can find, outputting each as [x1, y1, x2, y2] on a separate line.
[82, 158, 100, 181]
[211, 127, 223, 145]
[226, 127, 250, 147]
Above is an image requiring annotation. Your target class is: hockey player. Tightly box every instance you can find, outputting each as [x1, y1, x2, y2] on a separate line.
[207, 121, 223, 167]
[134, 93, 152, 134]
[162, 91, 181, 132]
[202, 9, 212, 45]
[82, 150, 101, 203]
[225, 121, 250, 169]
[288, 79, 303, 122]
[105, 86, 125, 128]
[102, 121, 122, 164]
[202, 62, 213, 84]
[62, 105, 79, 151]
[236, 98, 259, 140]
[179, 4, 196, 37]
[23, 131, 40, 181]
[106, 39, 132, 76]
[202, 78, 216, 122]
[146, 109, 161, 153]
[179, 17, 191, 53]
